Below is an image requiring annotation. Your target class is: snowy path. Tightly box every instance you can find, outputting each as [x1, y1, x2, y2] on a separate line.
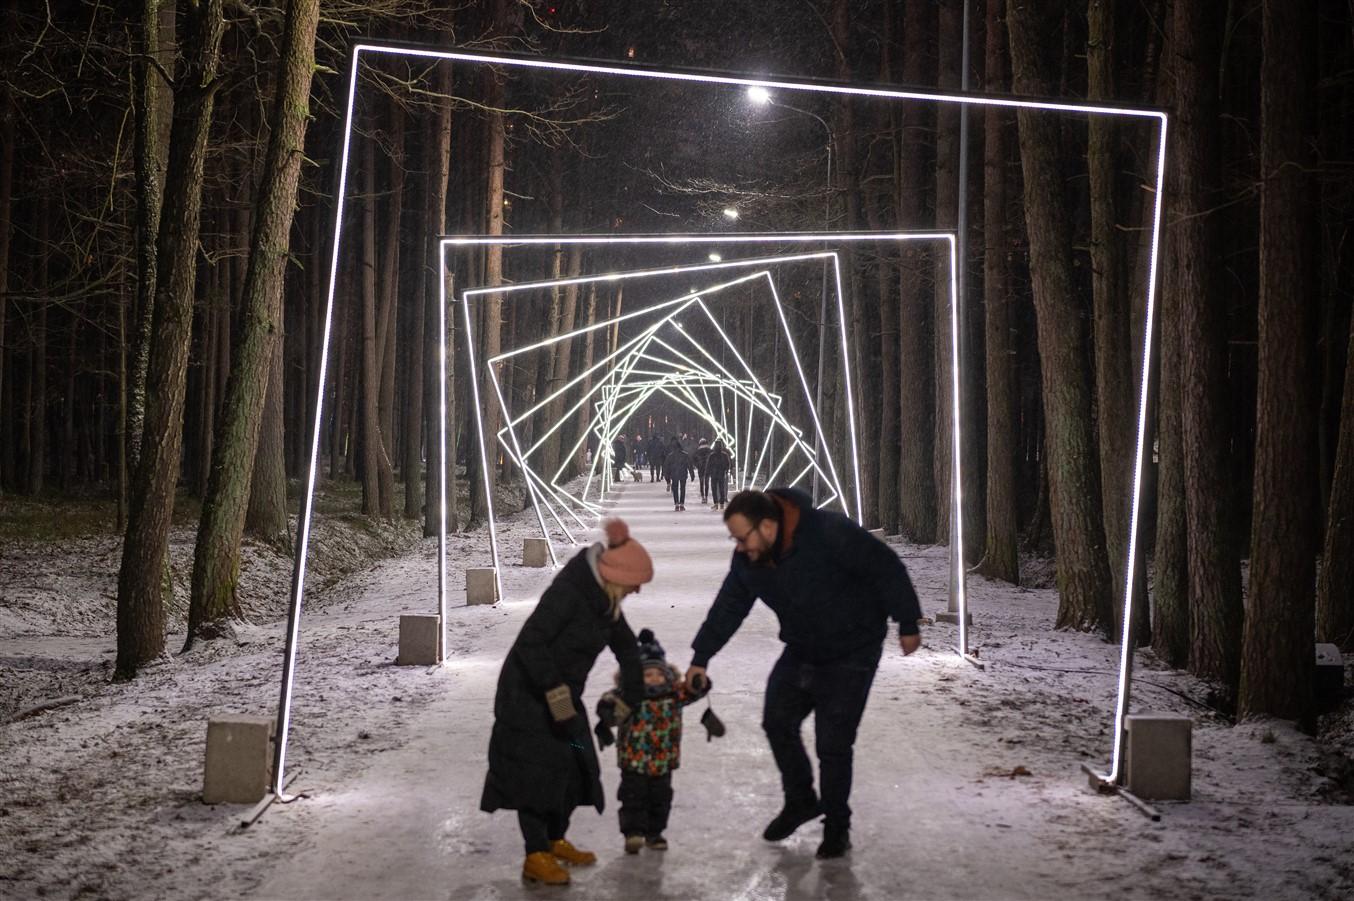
[241, 483, 1354, 900]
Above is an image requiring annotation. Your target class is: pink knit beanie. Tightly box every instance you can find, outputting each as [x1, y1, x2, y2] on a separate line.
[597, 519, 654, 587]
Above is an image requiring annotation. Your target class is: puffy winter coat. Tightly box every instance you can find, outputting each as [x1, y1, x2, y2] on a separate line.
[691, 487, 922, 666]
[706, 447, 732, 477]
[481, 550, 643, 815]
[692, 443, 712, 475]
[597, 663, 708, 777]
[663, 446, 694, 481]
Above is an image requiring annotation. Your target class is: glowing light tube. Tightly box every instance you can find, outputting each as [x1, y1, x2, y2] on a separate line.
[278, 39, 1164, 801]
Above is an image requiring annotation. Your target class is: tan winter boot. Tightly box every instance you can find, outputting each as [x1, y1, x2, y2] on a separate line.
[550, 838, 597, 866]
[624, 834, 645, 855]
[522, 851, 571, 885]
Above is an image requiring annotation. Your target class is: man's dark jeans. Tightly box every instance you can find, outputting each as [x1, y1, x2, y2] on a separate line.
[671, 477, 687, 506]
[761, 642, 881, 831]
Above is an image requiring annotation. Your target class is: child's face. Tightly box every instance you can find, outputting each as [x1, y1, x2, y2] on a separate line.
[643, 666, 667, 687]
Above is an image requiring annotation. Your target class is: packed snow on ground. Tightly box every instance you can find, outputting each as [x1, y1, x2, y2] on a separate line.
[1, 480, 1352, 901]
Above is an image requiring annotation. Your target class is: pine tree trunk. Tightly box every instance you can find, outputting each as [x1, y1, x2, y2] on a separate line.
[186, 0, 315, 643]
[1318, 311, 1354, 649]
[541, 246, 581, 482]
[1008, 0, 1115, 634]
[28, 194, 47, 495]
[116, 0, 224, 678]
[933, 0, 962, 544]
[898, 0, 937, 542]
[245, 337, 289, 545]
[1088, 0, 1139, 640]
[374, 103, 402, 518]
[423, 59, 453, 536]
[1152, 162, 1190, 667]
[359, 136, 386, 516]
[0, 70, 13, 497]
[1240, 0, 1319, 721]
[1171, 0, 1244, 690]
[979, 0, 1019, 584]
[128, 0, 175, 478]
[472, 60, 507, 526]
[573, 284, 599, 475]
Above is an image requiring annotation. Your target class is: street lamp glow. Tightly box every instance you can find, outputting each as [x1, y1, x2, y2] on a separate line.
[747, 85, 772, 105]
[722, 207, 739, 220]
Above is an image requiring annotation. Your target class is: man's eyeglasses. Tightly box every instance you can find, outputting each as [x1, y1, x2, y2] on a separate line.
[729, 523, 759, 545]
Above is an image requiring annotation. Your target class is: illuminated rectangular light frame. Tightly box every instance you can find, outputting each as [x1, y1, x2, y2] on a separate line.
[276, 42, 1167, 798]
[480, 273, 792, 552]
[465, 255, 853, 570]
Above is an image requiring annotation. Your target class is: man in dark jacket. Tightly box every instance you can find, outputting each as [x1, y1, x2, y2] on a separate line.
[662, 437, 695, 511]
[692, 437, 712, 504]
[646, 434, 665, 483]
[685, 488, 923, 859]
[706, 440, 732, 510]
[611, 435, 628, 484]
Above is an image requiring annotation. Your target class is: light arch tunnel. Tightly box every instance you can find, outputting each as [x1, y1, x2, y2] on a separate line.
[441, 233, 965, 640]
[270, 44, 1170, 799]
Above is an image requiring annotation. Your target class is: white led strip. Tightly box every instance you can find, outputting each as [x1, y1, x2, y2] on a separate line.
[469, 261, 844, 563]
[275, 43, 1167, 797]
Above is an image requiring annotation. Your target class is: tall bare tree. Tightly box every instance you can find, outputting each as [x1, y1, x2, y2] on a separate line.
[897, 0, 937, 542]
[1170, 0, 1244, 691]
[116, 0, 225, 678]
[978, 0, 1019, 584]
[1318, 310, 1354, 649]
[1240, 0, 1319, 720]
[186, 0, 319, 644]
[1007, 0, 1115, 634]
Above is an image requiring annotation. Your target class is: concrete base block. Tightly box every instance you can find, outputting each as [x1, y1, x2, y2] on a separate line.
[203, 715, 273, 804]
[1316, 643, 1344, 701]
[1124, 713, 1192, 800]
[522, 537, 550, 568]
[397, 614, 441, 665]
[868, 528, 885, 538]
[466, 567, 499, 605]
[934, 610, 974, 626]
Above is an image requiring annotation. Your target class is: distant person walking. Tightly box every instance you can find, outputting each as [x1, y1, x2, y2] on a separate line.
[693, 438, 712, 504]
[707, 440, 732, 510]
[647, 434, 665, 482]
[685, 488, 923, 859]
[611, 435, 628, 484]
[663, 438, 695, 511]
[481, 520, 654, 886]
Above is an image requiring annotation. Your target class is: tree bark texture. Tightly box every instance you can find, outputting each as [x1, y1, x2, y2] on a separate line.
[187, 0, 317, 642]
[116, 0, 224, 678]
[1240, 0, 1319, 721]
[1008, 0, 1115, 635]
[897, 0, 937, 543]
[979, 0, 1020, 584]
[1088, 0, 1139, 640]
[1318, 310, 1354, 649]
[1171, 0, 1244, 690]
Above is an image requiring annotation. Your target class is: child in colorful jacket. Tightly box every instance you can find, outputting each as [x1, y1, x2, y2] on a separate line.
[595, 628, 710, 853]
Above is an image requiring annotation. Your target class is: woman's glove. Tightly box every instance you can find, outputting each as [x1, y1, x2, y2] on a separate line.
[544, 682, 576, 737]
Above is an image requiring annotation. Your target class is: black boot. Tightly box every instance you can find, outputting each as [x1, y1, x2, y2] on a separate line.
[815, 824, 851, 859]
[762, 798, 822, 841]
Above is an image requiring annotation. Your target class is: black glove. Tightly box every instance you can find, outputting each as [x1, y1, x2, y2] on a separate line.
[701, 706, 726, 742]
[689, 672, 711, 696]
[594, 719, 615, 749]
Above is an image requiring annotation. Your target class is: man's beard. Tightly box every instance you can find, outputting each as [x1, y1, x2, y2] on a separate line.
[746, 548, 774, 568]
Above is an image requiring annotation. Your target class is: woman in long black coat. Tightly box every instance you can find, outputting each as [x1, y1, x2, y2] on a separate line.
[481, 519, 652, 885]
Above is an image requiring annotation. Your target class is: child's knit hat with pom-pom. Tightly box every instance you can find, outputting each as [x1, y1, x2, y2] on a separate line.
[597, 518, 654, 588]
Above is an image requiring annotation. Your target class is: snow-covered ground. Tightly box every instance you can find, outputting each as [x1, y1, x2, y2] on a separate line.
[2, 481, 1352, 900]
